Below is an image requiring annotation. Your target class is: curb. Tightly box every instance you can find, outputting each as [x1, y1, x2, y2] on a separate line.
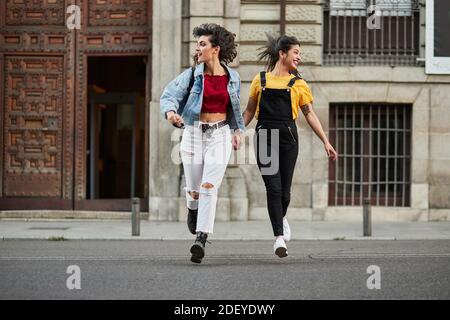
[2, 236, 450, 241]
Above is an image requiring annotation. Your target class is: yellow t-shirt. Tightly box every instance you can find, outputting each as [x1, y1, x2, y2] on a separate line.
[249, 72, 314, 119]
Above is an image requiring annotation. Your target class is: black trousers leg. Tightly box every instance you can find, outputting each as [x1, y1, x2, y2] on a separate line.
[256, 129, 299, 236]
[260, 170, 283, 236]
[280, 144, 299, 217]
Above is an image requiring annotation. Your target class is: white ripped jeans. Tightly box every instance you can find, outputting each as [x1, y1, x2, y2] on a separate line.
[180, 122, 232, 234]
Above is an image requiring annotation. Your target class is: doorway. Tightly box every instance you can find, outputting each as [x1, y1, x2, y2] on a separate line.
[80, 56, 148, 211]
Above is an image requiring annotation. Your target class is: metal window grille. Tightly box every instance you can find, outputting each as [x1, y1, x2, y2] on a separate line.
[328, 103, 412, 206]
[323, 0, 420, 66]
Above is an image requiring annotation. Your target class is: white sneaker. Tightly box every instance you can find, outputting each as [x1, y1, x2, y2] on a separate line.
[283, 217, 291, 242]
[273, 238, 288, 258]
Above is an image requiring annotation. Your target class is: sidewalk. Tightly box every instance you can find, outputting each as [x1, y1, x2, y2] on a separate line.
[0, 220, 449, 240]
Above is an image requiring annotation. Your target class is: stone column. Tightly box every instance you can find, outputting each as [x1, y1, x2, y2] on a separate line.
[411, 87, 430, 221]
[285, 0, 323, 220]
[149, 0, 183, 221]
[429, 82, 450, 220]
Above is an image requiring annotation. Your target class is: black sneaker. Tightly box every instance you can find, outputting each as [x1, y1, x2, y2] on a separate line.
[190, 232, 208, 263]
[187, 209, 198, 235]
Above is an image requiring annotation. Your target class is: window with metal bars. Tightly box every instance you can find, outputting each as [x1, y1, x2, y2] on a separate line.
[323, 0, 420, 66]
[328, 103, 412, 206]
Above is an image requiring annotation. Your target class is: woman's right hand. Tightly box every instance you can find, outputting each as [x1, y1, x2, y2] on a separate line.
[166, 111, 185, 128]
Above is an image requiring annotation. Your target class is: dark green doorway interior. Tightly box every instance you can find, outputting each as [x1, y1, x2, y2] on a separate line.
[87, 56, 147, 202]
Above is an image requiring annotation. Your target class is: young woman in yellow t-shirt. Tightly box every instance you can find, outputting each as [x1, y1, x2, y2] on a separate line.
[242, 35, 338, 258]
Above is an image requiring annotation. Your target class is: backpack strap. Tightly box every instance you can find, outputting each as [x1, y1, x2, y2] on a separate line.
[260, 71, 266, 90]
[187, 66, 195, 94]
[175, 67, 195, 119]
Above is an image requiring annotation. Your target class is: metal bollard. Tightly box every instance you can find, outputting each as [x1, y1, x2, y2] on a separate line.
[363, 198, 372, 237]
[131, 198, 140, 236]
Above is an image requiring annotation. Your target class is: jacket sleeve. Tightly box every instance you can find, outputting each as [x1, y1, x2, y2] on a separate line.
[237, 73, 241, 98]
[228, 71, 246, 133]
[238, 78, 246, 132]
[159, 68, 193, 118]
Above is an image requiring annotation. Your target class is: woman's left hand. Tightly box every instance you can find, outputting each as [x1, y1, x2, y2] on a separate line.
[324, 142, 338, 161]
[232, 133, 242, 150]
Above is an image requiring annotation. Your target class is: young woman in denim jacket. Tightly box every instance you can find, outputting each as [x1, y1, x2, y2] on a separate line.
[242, 35, 337, 258]
[160, 24, 245, 263]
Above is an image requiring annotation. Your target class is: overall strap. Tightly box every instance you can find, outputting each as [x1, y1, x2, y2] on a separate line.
[287, 75, 302, 89]
[260, 71, 267, 90]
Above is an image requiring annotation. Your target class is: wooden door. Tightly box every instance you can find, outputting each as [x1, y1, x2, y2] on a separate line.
[0, 0, 75, 209]
[73, 0, 151, 210]
[0, 0, 151, 211]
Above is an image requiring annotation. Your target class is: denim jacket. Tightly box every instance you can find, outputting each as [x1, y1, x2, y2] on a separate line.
[160, 63, 246, 132]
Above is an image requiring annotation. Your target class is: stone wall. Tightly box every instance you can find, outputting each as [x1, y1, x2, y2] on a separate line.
[151, 0, 450, 222]
[236, 0, 450, 222]
[238, 0, 322, 220]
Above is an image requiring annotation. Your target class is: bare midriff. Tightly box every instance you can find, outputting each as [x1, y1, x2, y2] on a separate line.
[200, 112, 227, 123]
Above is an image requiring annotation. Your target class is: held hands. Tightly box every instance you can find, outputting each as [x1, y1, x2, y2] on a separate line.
[232, 132, 242, 150]
[324, 141, 338, 161]
[166, 111, 185, 128]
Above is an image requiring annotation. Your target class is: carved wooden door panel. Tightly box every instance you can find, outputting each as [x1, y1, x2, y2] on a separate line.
[3, 57, 64, 197]
[0, 0, 75, 209]
[73, 0, 151, 210]
[0, 0, 151, 210]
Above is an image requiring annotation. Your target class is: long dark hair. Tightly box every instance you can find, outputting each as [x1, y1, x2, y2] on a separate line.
[258, 34, 301, 76]
[192, 23, 238, 65]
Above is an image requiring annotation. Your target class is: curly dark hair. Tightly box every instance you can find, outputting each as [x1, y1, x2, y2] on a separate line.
[192, 23, 237, 65]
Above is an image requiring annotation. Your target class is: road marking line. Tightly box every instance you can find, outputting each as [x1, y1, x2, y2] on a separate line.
[310, 253, 450, 259]
[1, 253, 450, 261]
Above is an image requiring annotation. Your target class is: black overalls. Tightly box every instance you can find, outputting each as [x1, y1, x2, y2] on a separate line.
[255, 72, 300, 237]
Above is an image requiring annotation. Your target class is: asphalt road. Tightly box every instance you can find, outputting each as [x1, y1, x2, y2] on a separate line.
[0, 240, 449, 300]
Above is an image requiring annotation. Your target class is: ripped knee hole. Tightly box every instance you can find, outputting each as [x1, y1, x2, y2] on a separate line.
[188, 191, 199, 200]
[201, 183, 214, 189]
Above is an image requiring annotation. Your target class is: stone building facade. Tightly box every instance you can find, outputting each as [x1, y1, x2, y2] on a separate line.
[150, 0, 450, 222]
[1, 0, 449, 221]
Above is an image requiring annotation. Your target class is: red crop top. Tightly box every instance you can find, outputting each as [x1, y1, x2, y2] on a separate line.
[201, 74, 229, 113]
